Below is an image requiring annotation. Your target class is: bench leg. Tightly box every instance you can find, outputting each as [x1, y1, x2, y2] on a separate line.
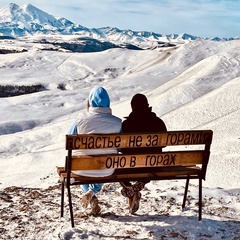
[182, 177, 189, 209]
[67, 186, 75, 228]
[61, 181, 65, 217]
[199, 178, 202, 221]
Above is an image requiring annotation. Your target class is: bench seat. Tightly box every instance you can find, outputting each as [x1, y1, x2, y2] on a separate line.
[57, 166, 201, 184]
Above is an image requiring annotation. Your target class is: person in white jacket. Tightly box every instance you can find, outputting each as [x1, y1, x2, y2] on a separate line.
[68, 86, 122, 215]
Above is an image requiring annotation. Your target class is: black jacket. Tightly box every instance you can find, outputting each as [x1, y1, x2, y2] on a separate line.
[121, 107, 167, 154]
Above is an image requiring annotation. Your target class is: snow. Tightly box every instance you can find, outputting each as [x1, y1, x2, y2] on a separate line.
[0, 3, 65, 29]
[0, 37, 240, 239]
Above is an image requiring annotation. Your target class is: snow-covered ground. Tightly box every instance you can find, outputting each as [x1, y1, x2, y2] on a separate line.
[0, 37, 239, 239]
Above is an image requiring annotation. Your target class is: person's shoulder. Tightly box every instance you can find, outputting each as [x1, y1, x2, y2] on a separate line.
[122, 116, 133, 126]
[150, 111, 167, 128]
[76, 111, 92, 123]
[111, 114, 122, 123]
[77, 110, 90, 118]
[153, 113, 164, 123]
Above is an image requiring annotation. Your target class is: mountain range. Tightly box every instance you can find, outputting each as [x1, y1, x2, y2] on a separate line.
[0, 3, 238, 46]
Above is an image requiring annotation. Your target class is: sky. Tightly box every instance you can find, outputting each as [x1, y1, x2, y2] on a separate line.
[0, 0, 240, 38]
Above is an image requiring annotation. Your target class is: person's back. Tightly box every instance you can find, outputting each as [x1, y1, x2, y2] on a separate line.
[122, 93, 167, 154]
[75, 103, 121, 174]
[120, 93, 167, 214]
[68, 86, 121, 214]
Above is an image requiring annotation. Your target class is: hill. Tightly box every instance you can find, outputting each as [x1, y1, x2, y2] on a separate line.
[0, 4, 239, 239]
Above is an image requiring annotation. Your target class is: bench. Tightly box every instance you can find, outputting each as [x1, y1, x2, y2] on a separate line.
[57, 130, 213, 227]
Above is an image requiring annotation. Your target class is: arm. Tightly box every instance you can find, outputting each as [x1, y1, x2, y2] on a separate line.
[68, 118, 78, 135]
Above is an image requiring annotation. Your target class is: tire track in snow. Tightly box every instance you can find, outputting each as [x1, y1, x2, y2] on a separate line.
[56, 55, 95, 81]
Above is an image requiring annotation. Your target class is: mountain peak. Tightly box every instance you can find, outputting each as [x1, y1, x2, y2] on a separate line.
[22, 3, 37, 11]
[9, 2, 19, 9]
[0, 3, 74, 35]
[0, 3, 18, 22]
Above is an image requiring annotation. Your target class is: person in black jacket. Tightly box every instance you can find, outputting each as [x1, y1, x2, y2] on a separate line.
[120, 93, 167, 213]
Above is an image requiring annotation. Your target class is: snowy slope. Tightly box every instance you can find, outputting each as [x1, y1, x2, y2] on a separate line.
[0, 18, 240, 239]
[0, 38, 239, 189]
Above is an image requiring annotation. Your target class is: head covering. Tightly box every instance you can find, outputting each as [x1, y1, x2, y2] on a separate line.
[131, 93, 149, 110]
[88, 86, 110, 107]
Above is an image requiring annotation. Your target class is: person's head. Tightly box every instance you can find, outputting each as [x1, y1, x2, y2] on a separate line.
[130, 93, 149, 111]
[88, 86, 110, 108]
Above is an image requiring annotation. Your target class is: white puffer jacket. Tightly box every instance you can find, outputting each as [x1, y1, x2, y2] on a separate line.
[71, 106, 122, 177]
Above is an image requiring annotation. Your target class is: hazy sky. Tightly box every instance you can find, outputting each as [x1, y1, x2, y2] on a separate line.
[0, 0, 240, 38]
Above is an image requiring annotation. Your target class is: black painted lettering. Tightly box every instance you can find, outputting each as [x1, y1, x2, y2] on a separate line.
[157, 155, 163, 165]
[166, 132, 206, 145]
[81, 137, 87, 149]
[146, 135, 151, 147]
[191, 133, 200, 144]
[170, 134, 177, 145]
[102, 136, 107, 148]
[119, 157, 126, 168]
[184, 133, 191, 144]
[108, 137, 114, 147]
[146, 134, 159, 147]
[177, 133, 184, 144]
[73, 137, 81, 149]
[152, 135, 158, 146]
[149, 155, 156, 166]
[130, 156, 136, 167]
[198, 133, 206, 144]
[106, 156, 127, 168]
[169, 154, 176, 165]
[95, 137, 102, 148]
[113, 156, 119, 168]
[129, 136, 136, 147]
[136, 136, 142, 147]
[163, 155, 170, 165]
[128, 135, 142, 147]
[88, 136, 94, 149]
[106, 157, 112, 168]
[145, 155, 150, 166]
[115, 136, 121, 148]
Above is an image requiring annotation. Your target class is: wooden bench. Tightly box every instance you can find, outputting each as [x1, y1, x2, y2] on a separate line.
[57, 130, 213, 227]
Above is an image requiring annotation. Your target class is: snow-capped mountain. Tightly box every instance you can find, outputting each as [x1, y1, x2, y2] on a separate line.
[0, 3, 200, 44]
[0, 3, 238, 47]
[0, 3, 72, 27]
[0, 3, 78, 37]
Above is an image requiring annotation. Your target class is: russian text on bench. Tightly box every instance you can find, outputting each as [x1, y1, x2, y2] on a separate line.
[57, 130, 213, 227]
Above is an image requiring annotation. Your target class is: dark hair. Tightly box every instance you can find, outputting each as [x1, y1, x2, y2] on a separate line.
[131, 93, 149, 110]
